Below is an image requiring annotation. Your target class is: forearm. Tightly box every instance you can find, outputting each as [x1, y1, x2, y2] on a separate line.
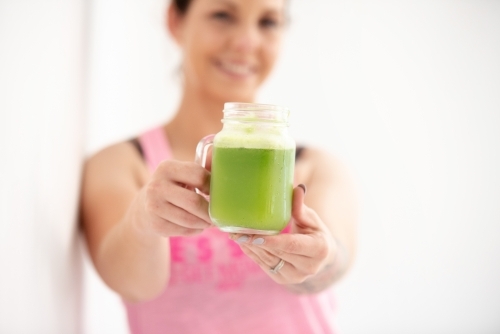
[94, 192, 170, 302]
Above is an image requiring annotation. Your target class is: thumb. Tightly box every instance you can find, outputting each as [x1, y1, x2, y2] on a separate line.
[291, 184, 308, 224]
[291, 184, 321, 232]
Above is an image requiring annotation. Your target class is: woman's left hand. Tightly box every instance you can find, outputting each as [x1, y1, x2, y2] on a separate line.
[230, 185, 337, 285]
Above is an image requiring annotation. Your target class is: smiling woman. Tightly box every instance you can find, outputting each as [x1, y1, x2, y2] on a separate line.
[169, 0, 285, 104]
[80, 0, 356, 333]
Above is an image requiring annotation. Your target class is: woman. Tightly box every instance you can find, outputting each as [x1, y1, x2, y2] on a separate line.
[80, 0, 357, 332]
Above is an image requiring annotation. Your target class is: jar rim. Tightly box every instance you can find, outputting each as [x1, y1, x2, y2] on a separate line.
[223, 102, 289, 112]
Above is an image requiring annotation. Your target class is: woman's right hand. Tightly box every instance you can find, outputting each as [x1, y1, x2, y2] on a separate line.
[81, 145, 213, 301]
[135, 160, 212, 237]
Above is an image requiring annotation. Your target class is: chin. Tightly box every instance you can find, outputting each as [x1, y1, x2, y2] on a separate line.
[210, 86, 257, 104]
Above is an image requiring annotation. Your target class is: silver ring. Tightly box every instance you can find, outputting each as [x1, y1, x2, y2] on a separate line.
[269, 259, 285, 274]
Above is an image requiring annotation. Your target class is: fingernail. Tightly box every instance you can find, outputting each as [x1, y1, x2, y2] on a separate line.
[252, 238, 265, 245]
[236, 235, 249, 244]
[298, 184, 307, 195]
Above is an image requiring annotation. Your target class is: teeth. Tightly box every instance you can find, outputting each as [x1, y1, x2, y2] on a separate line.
[220, 62, 251, 76]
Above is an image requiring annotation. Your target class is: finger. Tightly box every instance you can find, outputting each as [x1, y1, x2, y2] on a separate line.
[292, 185, 327, 233]
[292, 184, 306, 219]
[154, 201, 211, 229]
[243, 244, 281, 268]
[240, 246, 303, 282]
[291, 185, 317, 229]
[239, 246, 286, 281]
[243, 245, 300, 268]
[166, 184, 211, 223]
[231, 233, 324, 258]
[244, 244, 323, 276]
[157, 160, 211, 194]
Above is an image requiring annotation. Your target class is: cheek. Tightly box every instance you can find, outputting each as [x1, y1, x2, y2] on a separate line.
[260, 37, 282, 79]
[192, 29, 225, 66]
[183, 27, 223, 76]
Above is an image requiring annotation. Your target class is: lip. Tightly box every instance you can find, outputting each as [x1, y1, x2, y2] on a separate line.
[214, 59, 257, 80]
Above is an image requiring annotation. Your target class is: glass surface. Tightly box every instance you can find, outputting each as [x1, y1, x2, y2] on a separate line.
[196, 103, 295, 234]
[209, 146, 295, 234]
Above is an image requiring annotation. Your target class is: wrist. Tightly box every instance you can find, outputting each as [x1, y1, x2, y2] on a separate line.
[328, 235, 349, 279]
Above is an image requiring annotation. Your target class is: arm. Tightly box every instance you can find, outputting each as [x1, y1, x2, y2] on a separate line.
[80, 143, 211, 302]
[230, 148, 357, 294]
[287, 149, 357, 293]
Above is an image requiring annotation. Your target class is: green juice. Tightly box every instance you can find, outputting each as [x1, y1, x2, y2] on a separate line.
[209, 146, 295, 234]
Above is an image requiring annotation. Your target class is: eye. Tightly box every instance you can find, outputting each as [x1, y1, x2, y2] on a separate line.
[259, 17, 279, 29]
[212, 11, 232, 22]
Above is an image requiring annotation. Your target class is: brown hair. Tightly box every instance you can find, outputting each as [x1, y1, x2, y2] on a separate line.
[172, 0, 289, 16]
[172, 0, 192, 14]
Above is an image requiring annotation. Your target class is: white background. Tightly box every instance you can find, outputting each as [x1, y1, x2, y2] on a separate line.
[84, 1, 500, 333]
[1, 1, 85, 332]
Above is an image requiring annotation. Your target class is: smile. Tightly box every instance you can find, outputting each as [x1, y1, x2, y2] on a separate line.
[215, 60, 256, 79]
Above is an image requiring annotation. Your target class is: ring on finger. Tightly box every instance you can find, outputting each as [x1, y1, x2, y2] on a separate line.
[269, 259, 285, 274]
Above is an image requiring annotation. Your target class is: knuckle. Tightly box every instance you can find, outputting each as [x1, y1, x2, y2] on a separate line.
[150, 219, 165, 234]
[274, 248, 285, 257]
[316, 244, 330, 260]
[291, 275, 308, 285]
[166, 224, 184, 237]
[285, 238, 301, 253]
[175, 226, 196, 236]
[158, 160, 174, 173]
[194, 166, 208, 187]
[185, 228, 203, 236]
[183, 212, 201, 226]
[144, 182, 156, 198]
[262, 252, 274, 264]
[144, 196, 158, 214]
[145, 181, 164, 203]
[305, 263, 319, 276]
[185, 192, 200, 209]
[179, 210, 192, 222]
[301, 273, 313, 282]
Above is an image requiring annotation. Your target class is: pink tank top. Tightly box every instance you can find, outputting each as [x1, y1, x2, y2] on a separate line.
[124, 127, 338, 334]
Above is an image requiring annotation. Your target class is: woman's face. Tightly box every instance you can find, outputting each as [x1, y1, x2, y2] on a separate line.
[170, 0, 286, 102]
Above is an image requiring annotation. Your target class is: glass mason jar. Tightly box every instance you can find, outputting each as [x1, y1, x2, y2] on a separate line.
[196, 102, 296, 235]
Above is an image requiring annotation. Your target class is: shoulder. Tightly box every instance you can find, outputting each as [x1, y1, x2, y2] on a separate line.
[296, 146, 358, 235]
[296, 146, 350, 185]
[83, 140, 149, 189]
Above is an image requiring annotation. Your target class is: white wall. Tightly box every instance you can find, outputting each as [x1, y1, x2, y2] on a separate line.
[0, 1, 86, 332]
[84, 1, 500, 333]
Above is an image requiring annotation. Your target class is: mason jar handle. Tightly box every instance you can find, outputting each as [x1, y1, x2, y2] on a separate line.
[195, 134, 215, 168]
[195, 134, 215, 199]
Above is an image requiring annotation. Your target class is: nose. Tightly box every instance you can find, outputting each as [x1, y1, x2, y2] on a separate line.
[229, 22, 261, 53]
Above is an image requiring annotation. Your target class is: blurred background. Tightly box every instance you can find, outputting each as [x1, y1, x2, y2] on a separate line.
[84, 0, 500, 333]
[1, 0, 498, 333]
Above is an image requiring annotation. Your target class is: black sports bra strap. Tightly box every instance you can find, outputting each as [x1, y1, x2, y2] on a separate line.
[129, 137, 305, 163]
[129, 138, 144, 159]
[295, 146, 305, 160]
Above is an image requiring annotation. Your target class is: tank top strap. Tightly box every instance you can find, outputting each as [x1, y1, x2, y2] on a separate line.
[138, 127, 172, 173]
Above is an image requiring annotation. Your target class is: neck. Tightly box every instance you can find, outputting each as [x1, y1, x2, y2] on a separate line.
[165, 86, 226, 161]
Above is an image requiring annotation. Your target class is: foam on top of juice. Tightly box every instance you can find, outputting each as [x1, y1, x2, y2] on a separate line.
[214, 125, 295, 150]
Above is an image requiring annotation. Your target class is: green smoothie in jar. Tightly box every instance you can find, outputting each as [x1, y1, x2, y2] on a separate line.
[196, 103, 295, 235]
